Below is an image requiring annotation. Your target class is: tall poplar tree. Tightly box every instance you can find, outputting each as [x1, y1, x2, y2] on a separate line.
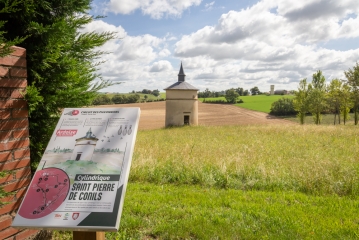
[345, 62, 359, 125]
[293, 78, 309, 124]
[307, 70, 327, 125]
[327, 79, 343, 125]
[0, 0, 116, 167]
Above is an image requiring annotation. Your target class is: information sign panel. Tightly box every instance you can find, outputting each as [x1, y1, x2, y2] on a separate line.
[12, 108, 140, 231]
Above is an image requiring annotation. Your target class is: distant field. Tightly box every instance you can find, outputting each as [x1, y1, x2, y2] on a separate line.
[200, 95, 294, 113]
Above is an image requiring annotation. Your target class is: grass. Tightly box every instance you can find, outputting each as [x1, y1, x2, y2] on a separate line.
[131, 125, 359, 196]
[200, 95, 294, 113]
[283, 113, 356, 125]
[112, 183, 359, 239]
[53, 183, 359, 239]
[237, 95, 294, 113]
[53, 125, 359, 239]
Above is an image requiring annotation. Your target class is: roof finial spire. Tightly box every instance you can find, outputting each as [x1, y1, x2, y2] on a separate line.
[178, 62, 186, 82]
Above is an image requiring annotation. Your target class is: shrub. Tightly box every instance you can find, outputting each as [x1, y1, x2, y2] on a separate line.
[270, 97, 296, 116]
[93, 95, 112, 105]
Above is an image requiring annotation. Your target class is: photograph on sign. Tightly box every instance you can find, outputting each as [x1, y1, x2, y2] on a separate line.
[12, 108, 140, 231]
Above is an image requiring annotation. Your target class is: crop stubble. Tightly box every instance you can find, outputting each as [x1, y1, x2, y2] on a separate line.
[99, 101, 294, 130]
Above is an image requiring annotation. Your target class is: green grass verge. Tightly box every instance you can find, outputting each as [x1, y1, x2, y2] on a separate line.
[199, 95, 294, 113]
[115, 183, 359, 239]
[54, 183, 359, 239]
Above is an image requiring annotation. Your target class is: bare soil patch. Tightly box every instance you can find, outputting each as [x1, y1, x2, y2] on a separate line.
[99, 101, 295, 130]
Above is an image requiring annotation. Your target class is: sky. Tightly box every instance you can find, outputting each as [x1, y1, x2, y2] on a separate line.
[86, 0, 359, 93]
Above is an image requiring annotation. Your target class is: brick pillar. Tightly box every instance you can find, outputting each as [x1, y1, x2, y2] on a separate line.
[0, 47, 39, 240]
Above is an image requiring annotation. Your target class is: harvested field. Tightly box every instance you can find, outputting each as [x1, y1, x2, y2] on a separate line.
[98, 101, 295, 130]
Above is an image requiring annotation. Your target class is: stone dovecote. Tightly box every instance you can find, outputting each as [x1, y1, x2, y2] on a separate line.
[164, 63, 199, 126]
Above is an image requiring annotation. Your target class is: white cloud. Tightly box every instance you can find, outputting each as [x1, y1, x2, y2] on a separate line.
[87, 0, 359, 93]
[203, 1, 215, 11]
[172, 0, 359, 92]
[159, 49, 171, 57]
[82, 20, 177, 92]
[105, 0, 202, 19]
[148, 60, 173, 72]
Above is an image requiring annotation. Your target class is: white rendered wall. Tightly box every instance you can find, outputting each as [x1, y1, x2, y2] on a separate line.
[165, 90, 198, 126]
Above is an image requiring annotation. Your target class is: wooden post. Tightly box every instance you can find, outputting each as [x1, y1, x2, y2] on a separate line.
[73, 231, 105, 240]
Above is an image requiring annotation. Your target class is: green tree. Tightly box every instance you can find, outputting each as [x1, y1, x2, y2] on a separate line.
[307, 71, 327, 124]
[345, 62, 359, 125]
[0, 0, 117, 167]
[250, 86, 261, 95]
[112, 94, 126, 104]
[225, 88, 239, 103]
[327, 79, 342, 125]
[93, 94, 112, 105]
[340, 83, 353, 125]
[0, 0, 24, 57]
[152, 89, 160, 97]
[293, 78, 309, 124]
[235, 87, 244, 96]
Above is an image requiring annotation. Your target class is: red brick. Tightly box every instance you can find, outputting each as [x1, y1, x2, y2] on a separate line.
[0, 79, 27, 88]
[0, 131, 12, 141]
[0, 100, 27, 108]
[10, 46, 26, 57]
[0, 56, 26, 67]
[0, 89, 12, 98]
[10, 68, 27, 78]
[15, 168, 31, 179]
[15, 188, 27, 199]
[0, 159, 30, 171]
[0, 151, 12, 162]
[0, 172, 13, 184]
[0, 119, 29, 131]
[0, 66, 9, 77]
[0, 227, 19, 239]
[14, 229, 39, 240]
[3, 178, 31, 192]
[0, 215, 12, 231]
[13, 148, 30, 159]
[0, 200, 20, 215]
[10, 89, 25, 99]
[0, 139, 30, 151]
[0, 109, 11, 119]
[12, 109, 28, 118]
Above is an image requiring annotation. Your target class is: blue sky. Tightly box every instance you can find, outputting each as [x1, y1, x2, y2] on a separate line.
[86, 0, 359, 93]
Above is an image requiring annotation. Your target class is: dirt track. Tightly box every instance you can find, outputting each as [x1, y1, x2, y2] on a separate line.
[99, 101, 295, 130]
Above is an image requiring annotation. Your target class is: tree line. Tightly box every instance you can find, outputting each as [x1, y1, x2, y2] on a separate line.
[92, 93, 165, 105]
[198, 86, 262, 98]
[270, 62, 359, 125]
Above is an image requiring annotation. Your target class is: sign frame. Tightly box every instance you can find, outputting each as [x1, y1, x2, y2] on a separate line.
[12, 107, 141, 232]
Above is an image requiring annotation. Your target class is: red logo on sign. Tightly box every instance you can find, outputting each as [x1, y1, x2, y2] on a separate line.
[56, 129, 77, 137]
[72, 213, 79, 220]
[54, 214, 62, 219]
[64, 110, 79, 116]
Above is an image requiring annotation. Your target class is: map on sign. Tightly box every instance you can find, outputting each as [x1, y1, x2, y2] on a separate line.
[18, 166, 69, 219]
[12, 108, 140, 231]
